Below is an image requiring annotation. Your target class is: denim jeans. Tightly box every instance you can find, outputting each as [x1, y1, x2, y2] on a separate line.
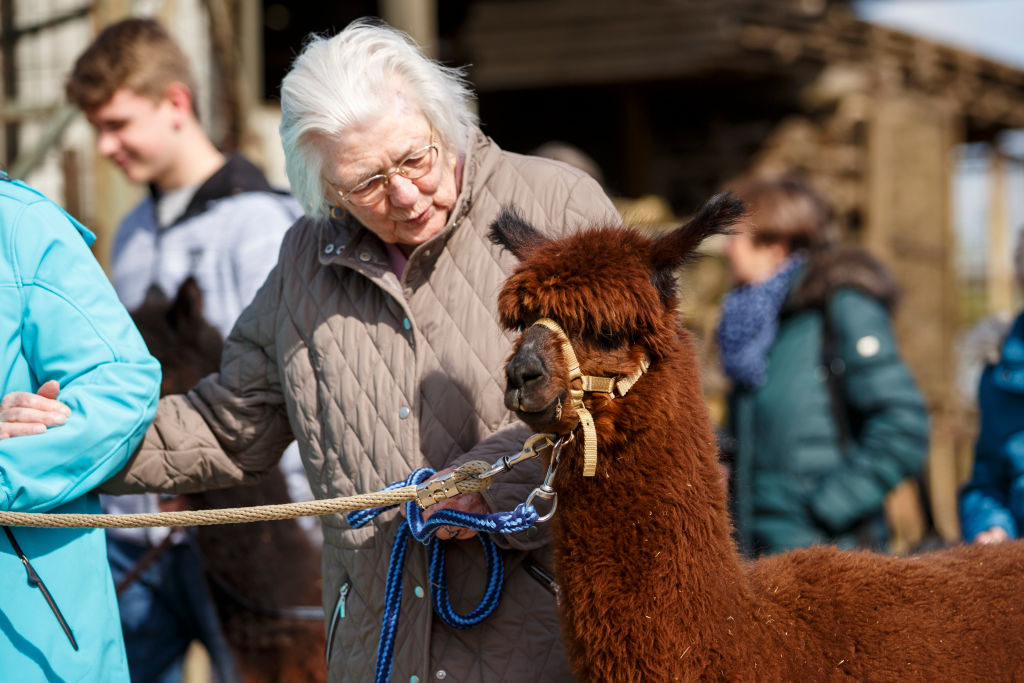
[106, 531, 241, 683]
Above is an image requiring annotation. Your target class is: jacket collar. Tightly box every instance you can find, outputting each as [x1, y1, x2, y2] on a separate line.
[150, 154, 281, 228]
[784, 246, 899, 314]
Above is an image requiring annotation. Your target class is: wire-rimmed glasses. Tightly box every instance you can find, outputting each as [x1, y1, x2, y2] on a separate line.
[335, 141, 439, 206]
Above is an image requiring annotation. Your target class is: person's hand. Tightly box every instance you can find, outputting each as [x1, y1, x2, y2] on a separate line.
[0, 380, 70, 439]
[420, 466, 491, 541]
[974, 526, 1010, 545]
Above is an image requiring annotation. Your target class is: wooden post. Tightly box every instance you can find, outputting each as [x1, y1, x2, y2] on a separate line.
[987, 150, 1014, 315]
[380, 0, 438, 58]
[87, 0, 141, 272]
[866, 93, 962, 545]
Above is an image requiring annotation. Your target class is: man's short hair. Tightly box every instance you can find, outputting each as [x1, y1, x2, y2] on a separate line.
[66, 18, 198, 115]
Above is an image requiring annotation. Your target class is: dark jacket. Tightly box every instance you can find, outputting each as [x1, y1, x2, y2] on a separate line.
[959, 311, 1024, 541]
[726, 248, 930, 556]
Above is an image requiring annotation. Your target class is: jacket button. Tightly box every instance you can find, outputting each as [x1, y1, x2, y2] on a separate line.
[435, 671, 447, 680]
[414, 585, 424, 598]
[359, 252, 371, 262]
[399, 406, 411, 419]
[403, 318, 411, 330]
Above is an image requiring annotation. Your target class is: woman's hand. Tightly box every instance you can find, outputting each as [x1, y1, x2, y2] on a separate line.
[0, 380, 70, 439]
[975, 526, 1010, 545]
[420, 466, 491, 541]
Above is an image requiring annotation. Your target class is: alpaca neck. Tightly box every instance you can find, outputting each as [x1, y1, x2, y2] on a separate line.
[550, 349, 752, 669]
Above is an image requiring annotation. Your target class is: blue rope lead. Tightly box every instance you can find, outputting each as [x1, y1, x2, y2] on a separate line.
[347, 468, 540, 683]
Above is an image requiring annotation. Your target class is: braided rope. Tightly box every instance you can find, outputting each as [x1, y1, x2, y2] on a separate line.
[0, 488, 417, 528]
[348, 468, 540, 683]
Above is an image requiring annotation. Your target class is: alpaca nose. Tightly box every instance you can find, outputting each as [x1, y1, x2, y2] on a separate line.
[506, 350, 547, 392]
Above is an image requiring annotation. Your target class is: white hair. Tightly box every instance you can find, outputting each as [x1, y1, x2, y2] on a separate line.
[279, 20, 479, 221]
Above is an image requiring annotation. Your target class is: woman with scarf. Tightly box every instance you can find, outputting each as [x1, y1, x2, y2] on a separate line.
[716, 176, 929, 557]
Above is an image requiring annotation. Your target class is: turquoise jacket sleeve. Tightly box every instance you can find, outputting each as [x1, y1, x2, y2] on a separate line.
[0, 195, 161, 512]
[808, 288, 930, 533]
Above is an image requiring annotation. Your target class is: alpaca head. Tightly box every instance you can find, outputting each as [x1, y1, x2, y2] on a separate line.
[491, 194, 744, 444]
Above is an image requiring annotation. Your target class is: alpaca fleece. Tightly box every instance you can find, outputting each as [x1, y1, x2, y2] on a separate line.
[492, 194, 1024, 682]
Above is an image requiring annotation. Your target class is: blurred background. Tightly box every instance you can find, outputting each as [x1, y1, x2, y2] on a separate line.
[2, 0, 1022, 567]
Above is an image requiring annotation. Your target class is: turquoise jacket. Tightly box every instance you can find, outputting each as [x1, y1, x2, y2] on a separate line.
[0, 175, 160, 681]
[726, 249, 929, 556]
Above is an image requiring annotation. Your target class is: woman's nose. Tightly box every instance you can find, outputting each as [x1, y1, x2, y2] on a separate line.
[387, 174, 419, 207]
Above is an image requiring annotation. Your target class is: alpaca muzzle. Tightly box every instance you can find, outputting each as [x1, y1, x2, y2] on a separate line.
[523, 318, 650, 477]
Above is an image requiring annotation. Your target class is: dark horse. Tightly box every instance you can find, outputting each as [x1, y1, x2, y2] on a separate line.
[130, 278, 325, 683]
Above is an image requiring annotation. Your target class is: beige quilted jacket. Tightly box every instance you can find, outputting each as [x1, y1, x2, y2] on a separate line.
[104, 129, 620, 682]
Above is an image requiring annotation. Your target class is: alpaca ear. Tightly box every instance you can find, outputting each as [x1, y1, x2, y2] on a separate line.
[488, 205, 548, 259]
[168, 276, 204, 336]
[649, 192, 745, 300]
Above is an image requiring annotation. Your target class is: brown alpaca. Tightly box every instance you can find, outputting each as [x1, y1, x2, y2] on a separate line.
[130, 278, 325, 683]
[490, 196, 1024, 682]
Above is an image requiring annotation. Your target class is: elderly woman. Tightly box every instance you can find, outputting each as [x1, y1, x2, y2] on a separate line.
[6, 20, 618, 683]
[716, 176, 929, 557]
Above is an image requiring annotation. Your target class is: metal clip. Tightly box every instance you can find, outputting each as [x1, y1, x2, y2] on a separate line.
[525, 437, 565, 523]
[414, 433, 560, 510]
[415, 471, 467, 509]
[478, 432, 557, 480]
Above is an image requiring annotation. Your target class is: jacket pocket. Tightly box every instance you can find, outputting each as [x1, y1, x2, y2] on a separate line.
[325, 580, 350, 667]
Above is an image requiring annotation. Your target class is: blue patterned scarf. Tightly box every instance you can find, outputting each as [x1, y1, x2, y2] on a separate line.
[716, 255, 805, 390]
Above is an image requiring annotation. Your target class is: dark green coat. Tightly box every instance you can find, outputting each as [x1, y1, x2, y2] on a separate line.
[726, 249, 929, 556]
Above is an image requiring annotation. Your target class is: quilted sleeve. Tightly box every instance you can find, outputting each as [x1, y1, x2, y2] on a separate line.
[101, 261, 294, 494]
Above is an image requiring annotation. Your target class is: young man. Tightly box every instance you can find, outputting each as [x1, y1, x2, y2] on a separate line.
[66, 18, 302, 683]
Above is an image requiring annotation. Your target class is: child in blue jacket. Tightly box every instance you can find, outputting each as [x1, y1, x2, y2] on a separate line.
[0, 173, 160, 680]
[960, 309, 1024, 544]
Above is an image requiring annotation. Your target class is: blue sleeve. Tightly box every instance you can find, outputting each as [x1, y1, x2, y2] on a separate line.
[0, 198, 161, 512]
[959, 436, 1019, 541]
[808, 289, 930, 532]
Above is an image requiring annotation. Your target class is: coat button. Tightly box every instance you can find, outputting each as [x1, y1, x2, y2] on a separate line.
[359, 252, 371, 262]
[399, 406, 411, 419]
[414, 586, 424, 598]
[403, 318, 411, 330]
[435, 671, 447, 680]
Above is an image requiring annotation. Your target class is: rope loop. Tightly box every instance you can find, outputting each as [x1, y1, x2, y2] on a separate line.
[347, 468, 539, 683]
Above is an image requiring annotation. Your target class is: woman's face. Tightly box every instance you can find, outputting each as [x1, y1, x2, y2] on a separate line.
[323, 102, 458, 247]
[722, 221, 789, 285]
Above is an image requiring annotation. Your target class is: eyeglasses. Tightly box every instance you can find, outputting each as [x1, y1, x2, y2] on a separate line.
[334, 141, 439, 206]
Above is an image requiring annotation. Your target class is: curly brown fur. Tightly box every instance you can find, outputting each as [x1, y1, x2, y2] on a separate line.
[131, 279, 325, 683]
[494, 195, 1024, 682]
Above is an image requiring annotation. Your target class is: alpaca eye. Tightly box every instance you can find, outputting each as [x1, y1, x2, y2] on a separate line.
[597, 324, 625, 349]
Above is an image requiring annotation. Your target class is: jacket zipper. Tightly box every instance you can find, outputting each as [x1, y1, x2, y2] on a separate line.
[325, 581, 350, 666]
[2, 526, 78, 650]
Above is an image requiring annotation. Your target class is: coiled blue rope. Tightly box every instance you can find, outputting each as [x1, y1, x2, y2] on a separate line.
[347, 468, 540, 683]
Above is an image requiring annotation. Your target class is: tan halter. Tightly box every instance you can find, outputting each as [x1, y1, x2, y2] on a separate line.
[531, 318, 650, 476]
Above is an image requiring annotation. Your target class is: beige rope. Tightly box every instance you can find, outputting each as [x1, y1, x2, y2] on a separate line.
[0, 487, 417, 529]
